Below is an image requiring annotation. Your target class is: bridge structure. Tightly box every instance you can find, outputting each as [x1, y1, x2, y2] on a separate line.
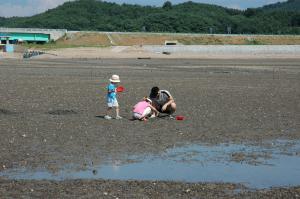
[0, 27, 67, 43]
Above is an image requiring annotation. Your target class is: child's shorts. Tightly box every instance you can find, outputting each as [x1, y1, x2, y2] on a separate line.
[107, 98, 119, 108]
[133, 107, 152, 120]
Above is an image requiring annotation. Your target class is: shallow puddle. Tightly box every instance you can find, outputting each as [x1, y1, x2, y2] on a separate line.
[1, 140, 300, 189]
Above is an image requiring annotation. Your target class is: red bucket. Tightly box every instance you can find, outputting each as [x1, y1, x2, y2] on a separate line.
[176, 115, 185, 120]
[116, 86, 125, 92]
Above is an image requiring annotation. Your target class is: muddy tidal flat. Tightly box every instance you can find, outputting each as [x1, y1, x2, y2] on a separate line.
[0, 58, 299, 198]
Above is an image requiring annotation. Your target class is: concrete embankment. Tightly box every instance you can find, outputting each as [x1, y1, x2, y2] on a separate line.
[1, 45, 300, 59]
[143, 45, 300, 58]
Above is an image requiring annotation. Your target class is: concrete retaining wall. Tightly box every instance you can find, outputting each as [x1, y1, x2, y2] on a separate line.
[143, 45, 300, 55]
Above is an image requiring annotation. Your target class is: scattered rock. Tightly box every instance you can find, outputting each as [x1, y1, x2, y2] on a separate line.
[162, 51, 171, 55]
[0, 109, 14, 115]
[185, 188, 191, 193]
[92, 170, 97, 175]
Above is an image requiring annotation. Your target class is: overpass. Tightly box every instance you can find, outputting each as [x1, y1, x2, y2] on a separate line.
[0, 28, 67, 43]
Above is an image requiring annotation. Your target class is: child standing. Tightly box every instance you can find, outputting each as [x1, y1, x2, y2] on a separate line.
[104, 74, 122, 120]
[132, 97, 159, 121]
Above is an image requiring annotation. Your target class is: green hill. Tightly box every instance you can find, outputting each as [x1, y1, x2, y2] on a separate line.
[261, 0, 300, 11]
[0, 0, 299, 34]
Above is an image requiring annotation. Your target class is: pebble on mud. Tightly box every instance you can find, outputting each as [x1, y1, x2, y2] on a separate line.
[185, 188, 191, 193]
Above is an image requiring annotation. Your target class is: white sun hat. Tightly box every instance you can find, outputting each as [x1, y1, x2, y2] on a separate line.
[109, 74, 120, 83]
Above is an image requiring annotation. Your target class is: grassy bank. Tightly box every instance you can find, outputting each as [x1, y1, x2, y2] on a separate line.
[23, 32, 300, 49]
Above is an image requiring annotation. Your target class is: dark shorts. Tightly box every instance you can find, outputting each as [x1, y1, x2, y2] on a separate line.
[151, 98, 175, 115]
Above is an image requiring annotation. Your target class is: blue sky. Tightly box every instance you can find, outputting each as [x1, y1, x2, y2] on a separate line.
[0, 0, 286, 17]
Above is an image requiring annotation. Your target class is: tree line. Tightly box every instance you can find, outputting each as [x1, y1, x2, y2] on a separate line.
[0, 0, 299, 34]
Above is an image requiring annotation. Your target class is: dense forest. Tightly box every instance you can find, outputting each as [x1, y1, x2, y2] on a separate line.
[261, 0, 300, 11]
[0, 0, 299, 34]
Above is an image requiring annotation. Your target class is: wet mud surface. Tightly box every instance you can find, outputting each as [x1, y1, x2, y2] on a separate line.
[0, 58, 299, 198]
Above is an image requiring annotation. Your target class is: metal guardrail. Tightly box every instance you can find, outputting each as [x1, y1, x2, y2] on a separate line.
[1, 28, 298, 37]
[68, 31, 300, 37]
[0, 27, 67, 32]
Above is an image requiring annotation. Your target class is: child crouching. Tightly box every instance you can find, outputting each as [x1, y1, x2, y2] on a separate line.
[132, 97, 159, 121]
